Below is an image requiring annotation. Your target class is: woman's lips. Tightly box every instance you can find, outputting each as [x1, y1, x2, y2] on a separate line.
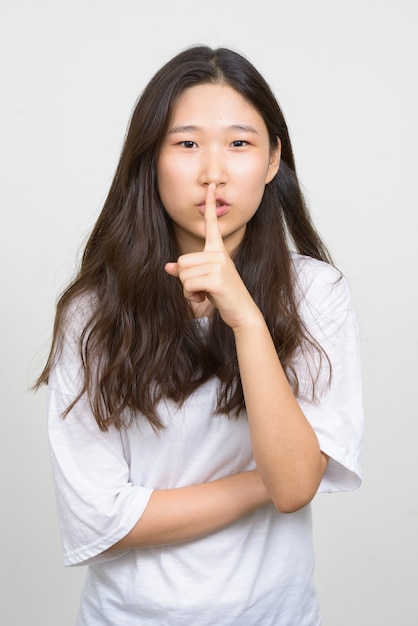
[214, 204, 230, 217]
[198, 199, 230, 217]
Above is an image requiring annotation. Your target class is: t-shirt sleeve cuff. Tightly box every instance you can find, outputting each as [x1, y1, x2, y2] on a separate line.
[63, 486, 154, 567]
[317, 437, 362, 493]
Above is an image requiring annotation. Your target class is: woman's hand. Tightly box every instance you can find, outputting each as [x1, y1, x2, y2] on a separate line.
[164, 183, 260, 329]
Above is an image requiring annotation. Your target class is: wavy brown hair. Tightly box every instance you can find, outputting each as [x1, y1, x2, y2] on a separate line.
[36, 46, 333, 431]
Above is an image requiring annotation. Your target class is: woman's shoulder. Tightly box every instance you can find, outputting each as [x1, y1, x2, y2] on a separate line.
[61, 290, 98, 334]
[290, 251, 341, 283]
[49, 291, 99, 393]
[290, 252, 351, 316]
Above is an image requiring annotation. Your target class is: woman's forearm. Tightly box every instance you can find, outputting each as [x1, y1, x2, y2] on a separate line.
[108, 470, 270, 551]
[233, 310, 327, 513]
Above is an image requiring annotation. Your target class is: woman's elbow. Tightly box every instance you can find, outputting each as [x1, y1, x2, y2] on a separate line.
[271, 466, 327, 513]
[272, 490, 315, 514]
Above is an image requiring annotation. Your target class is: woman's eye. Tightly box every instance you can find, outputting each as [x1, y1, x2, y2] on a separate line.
[231, 140, 248, 147]
[180, 141, 197, 148]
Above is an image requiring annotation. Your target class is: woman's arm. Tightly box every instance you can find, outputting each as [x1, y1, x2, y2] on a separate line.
[233, 315, 328, 514]
[166, 184, 327, 514]
[109, 469, 270, 550]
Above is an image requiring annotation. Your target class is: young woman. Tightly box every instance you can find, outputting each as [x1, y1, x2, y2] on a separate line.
[37, 46, 363, 625]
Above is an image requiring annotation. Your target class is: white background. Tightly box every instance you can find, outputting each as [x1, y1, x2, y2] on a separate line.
[1, 1, 417, 624]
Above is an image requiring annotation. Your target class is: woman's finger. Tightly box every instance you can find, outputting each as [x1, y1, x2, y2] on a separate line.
[164, 262, 179, 277]
[204, 183, 224, 252]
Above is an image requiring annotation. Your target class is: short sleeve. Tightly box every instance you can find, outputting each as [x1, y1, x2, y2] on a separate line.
[292, 256, 364, 493]
[48, 299, 153, 567]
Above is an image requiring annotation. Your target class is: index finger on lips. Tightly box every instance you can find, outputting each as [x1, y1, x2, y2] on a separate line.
[204, 183, 224, 252]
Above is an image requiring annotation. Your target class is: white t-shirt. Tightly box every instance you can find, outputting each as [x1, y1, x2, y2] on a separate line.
[47, 254, 363, 625]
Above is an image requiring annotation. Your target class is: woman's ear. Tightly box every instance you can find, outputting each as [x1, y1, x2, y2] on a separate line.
[265, 138, 281, 184]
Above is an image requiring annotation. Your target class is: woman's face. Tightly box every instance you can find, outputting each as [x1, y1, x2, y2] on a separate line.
[157, 83, 280, 255]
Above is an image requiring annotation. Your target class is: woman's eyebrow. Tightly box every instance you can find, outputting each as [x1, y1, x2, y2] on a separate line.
[229, 124, 260, 134]
[168, 125, 200, 134]
[167, 124, 260, 135]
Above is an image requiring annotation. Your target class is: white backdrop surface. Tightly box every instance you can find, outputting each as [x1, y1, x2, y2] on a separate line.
[1, 1, 417, 624]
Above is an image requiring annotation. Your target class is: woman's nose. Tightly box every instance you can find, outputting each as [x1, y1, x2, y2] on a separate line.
[198, 148, 227, 186]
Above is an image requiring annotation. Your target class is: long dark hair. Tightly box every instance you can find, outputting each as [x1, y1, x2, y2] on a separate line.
[36, 46, 332, 431]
